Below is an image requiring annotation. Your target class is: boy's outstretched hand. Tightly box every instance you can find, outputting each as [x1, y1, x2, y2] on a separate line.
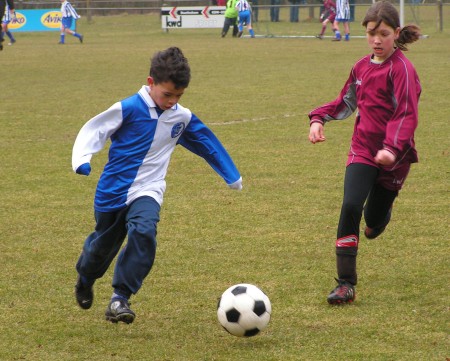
[76, 163, 91, 176]
[228, 177, 243, 191]
[309, 122, 326, 144]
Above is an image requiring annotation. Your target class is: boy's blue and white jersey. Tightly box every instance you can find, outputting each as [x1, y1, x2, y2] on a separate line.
[236, 0, 251, 12]
[72, 86, 241, 212]
[61, 0, 80, 19]
[2, 5, 12, 23]
[335, 0, 350, 21]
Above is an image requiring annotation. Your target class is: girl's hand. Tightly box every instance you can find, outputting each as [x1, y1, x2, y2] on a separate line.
[374, 149, 396, 166]
[309, 122, 326, 144]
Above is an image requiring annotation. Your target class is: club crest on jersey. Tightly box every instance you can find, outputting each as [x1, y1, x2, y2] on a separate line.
[171, 122, 185, 138]
[355, 79, 362, 86]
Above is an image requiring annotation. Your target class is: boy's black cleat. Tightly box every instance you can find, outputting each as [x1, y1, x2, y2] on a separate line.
[75, 275, 94, 309]
[79, 35, 83, 43]
[105, 299, 135, 324]
[327, 279, 355, 305]
[365, 207, 392, 239]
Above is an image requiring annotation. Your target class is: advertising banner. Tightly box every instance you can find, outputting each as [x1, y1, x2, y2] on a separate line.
[161, 6, 225, 29]
[8, 9, 76, 32]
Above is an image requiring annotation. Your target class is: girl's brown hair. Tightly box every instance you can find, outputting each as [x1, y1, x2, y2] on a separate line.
[362, 1, 421, 51]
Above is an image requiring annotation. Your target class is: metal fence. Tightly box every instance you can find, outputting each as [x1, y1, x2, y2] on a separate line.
[14, 0, 448, 31]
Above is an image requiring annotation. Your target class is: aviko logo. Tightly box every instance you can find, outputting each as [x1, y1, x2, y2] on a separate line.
[165, 16, 182, 28]
[41, 11, 62, 29]
[8, 12, 26, 30]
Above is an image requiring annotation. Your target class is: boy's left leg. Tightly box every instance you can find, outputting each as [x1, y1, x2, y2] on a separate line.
[232, 18, 239, 37]
[6, 30, 15, 44]
[106, 196, 161, 324]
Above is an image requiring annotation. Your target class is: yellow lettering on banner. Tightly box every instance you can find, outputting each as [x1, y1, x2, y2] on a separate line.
[8, 12, 26, 30]
[41, 11, 63, 29]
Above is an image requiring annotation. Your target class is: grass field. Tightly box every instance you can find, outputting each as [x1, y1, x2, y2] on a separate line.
[1, 10, 449, 361]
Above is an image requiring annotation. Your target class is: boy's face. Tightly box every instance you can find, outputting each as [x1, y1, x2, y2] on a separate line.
[147, 77, 185, 110]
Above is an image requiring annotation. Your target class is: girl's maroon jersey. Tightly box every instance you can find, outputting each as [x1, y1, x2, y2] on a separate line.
[309, 49, 421, 169]
[324, 0, 336, 15]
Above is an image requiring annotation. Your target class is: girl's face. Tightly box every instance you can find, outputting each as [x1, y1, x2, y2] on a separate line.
[366, 21, 400, 62]
[147, 77, 185, 110]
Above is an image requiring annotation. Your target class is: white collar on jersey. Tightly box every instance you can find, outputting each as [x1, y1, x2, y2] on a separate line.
[138, 85, 178, 111]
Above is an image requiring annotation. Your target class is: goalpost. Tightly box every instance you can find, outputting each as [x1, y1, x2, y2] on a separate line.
[400, 0, 405, 27]
[249, 0, 409, 39]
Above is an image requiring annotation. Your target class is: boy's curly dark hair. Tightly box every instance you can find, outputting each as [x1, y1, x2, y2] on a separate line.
[149, 47, 191, 89]
[362, 1, 421, 51]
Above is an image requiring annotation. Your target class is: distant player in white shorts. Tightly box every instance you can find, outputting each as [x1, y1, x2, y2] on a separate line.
[1, 4, 16, 45]
[333, 0, 350, 41]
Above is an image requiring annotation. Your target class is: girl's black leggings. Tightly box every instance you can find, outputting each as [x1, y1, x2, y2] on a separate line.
[336, 163, 398, 285]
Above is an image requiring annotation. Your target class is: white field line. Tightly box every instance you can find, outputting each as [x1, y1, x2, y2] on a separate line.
[208, 113, 298, 126]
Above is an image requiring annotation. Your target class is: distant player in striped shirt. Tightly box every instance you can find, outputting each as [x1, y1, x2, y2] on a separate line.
[1, 4, 16, 45]
[59, 0, 83, 44]
[0, 0, 14, 50]
[332, 0, 350, 41]
[235, 0, 255, 38]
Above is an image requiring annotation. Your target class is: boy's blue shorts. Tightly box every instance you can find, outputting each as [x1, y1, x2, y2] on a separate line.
[62, 17, 73, 29]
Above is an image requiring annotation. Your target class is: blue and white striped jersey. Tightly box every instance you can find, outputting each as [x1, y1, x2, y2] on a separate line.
[335, 0, 350, 21]
[2, 5, 13, 23]
[235, 0, 251, 12]
[72, 86, 242, 212]
[60, 0, 80, 19]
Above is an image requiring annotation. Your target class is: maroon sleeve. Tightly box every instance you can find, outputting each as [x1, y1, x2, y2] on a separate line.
[383, 56, 421, 156]
[308, 68, 357, 125]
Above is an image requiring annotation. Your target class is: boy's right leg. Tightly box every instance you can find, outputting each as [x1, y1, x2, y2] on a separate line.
[75, 209, 128, 309]
[106, 196, 161, 324]
[232, 18, 239, 37]
[221, 17, 231, 37]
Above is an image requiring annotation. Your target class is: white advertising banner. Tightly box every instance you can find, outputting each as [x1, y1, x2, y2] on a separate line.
[161, 6, 226, 29]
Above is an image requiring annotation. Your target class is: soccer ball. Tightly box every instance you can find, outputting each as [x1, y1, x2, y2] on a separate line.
[217, 283, 271, 337]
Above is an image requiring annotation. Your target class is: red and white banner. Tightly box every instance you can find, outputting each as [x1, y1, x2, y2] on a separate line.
[161, 6, 225, 29]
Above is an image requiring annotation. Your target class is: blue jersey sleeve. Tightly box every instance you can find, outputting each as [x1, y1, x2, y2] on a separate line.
[177, 114, 241, 185]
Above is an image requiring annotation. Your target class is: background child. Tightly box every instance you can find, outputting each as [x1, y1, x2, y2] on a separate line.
[2, 4, 16, 45]
[308, 1, 421, 304]
[59, 0, 83, 44]
[236, 0, 255, 38]
[333, 0, 350, 41]
[0, 0, 14, 50]
[316, 0, 337, 39]
[72, 47, 243, 324]
[221, 0, 239, 38]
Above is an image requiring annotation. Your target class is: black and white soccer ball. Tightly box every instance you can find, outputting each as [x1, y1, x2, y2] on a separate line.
[217, 283, 271, 337]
